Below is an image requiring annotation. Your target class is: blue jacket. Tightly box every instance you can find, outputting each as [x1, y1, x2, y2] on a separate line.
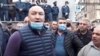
[24, 2, 31, 15]
[62, 5, 70, 14]
[43, 5, 52, 14]
[52, 6, 59, 15]
[0, 0, 8, 10]
[15, 2, 26, 12]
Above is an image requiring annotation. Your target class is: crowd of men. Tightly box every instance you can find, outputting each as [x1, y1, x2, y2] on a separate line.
[0, 5, 100, 56]
[0, 0, 100, 56]
[0, 0, 70, 21]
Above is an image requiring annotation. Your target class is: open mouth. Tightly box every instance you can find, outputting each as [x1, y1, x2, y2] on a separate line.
[35, 21, 41, 22]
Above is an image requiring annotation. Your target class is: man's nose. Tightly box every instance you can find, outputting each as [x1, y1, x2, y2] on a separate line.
[35, 14, 40, 19]
[92, 34, 97, 38]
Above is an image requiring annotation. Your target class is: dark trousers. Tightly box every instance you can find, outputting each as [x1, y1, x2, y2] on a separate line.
[45, 13, 53, 22]
[0, 10, 8, 21]
[0, 10, 4, 21]
[8, 14, 15, 21]
[62, 13, 69, 19]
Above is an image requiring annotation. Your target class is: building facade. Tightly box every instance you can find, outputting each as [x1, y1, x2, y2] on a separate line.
[76, 0, 100, 23]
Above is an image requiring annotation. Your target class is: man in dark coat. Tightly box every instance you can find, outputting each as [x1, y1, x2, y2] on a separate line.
[43, 1, 53, 21]
[74, 19, 92, 46]
[52, 1, 59, 21]
[8, 4, 16, 21]
[61, 1, 70, 19]
[0, 0, 8, 21]
[15, 0, 27, 21]
[53, 18, 83, 56]
[24, 0, 31, 17]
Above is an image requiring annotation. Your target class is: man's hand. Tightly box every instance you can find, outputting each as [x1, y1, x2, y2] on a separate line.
[65, 12, 68, 15]
[19, 8, 23, 11]
[0, 3, 3, 8]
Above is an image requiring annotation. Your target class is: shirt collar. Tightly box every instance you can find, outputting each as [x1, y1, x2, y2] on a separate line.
[89, 41, 100, 50]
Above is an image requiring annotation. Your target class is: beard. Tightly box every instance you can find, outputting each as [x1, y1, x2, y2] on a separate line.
[79, 29, 87, 34]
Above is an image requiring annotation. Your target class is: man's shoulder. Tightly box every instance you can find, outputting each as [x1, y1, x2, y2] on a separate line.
[63, 30, 76, 39]
[9, 31, 21, 42]
[65, 30, 75, 35]
[83, 42, 92, 51]
[87, 41, 94, 46]
[81, 42, 92, 50]
[19, 25, 29, 31]
[74, 30, 80, 35]
[62, 5, 65, 8]
[44, 30, 53, 36]
[87, 30, 92, 35]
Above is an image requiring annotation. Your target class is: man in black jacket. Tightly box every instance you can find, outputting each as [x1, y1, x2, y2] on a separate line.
[0, 0, 8, 21]
[43, 1, 53, 21]
[74, 19, 92, 46]
[52, 1, 59, 21]
[15, 1, 26, 21]
[53, 18, 83, 56]
[61, 1, 70, 19]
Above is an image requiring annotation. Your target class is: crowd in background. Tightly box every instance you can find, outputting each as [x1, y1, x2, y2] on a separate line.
[0, 17, 96, 56]
[0, 0, 70, 21]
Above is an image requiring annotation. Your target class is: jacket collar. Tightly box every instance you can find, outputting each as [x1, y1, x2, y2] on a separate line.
[55, 29, 68, 36]
[88, 41, 100, 50]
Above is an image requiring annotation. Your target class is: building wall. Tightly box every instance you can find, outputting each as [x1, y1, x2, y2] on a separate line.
[77, 0, 100, 21]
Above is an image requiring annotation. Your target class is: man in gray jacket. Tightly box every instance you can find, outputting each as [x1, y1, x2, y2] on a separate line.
[78, 25, 100, 56]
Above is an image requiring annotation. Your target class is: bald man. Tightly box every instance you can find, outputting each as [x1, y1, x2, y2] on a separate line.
[78, 25, 100, 56]
[4, 6, 55, 56]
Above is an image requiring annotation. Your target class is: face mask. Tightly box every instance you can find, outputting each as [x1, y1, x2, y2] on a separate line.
[45, 25, 50, 29]
[30, 22, 43, 30]
[58, 24, 66, 31]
